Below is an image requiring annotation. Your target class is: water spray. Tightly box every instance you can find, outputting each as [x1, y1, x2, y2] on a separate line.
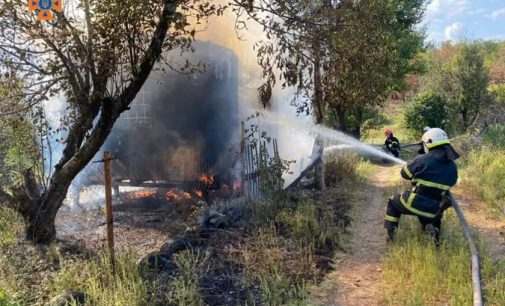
[258, 111, 407, 166]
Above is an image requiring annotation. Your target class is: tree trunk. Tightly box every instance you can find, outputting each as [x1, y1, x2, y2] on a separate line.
[22, 170, 74, 243]
[11, 0, 180, 244]
[312, 40, 324, 124]
[336, 105, 348, 133]
[24, 208, 58, 244]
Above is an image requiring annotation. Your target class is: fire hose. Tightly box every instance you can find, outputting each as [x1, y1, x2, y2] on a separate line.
[448, 193, 484, 306]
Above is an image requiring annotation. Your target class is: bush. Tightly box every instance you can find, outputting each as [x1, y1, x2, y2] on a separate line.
[404, 92, 450, 136]
[489, 84, 505, 105]
[462, 148, 505, 215]
[483, 124, 505, 148]
[324, 151, 362, 186]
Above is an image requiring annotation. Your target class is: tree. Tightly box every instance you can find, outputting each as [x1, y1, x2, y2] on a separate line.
[232, 0, 425, 137]
[452, 44, 491, 130]
[404, 92, 449, 135]
[321, 0, 425, 137]
[231, 0, 342, 123]
[0, 0, 221, 243]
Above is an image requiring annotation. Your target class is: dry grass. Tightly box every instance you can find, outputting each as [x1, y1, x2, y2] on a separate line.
[234, 193, 351, 306]
[49, 251, 153, 306]
[0, 152, 363, 306]
[461, 148, 505, 216]
[382, 212, 505, 306]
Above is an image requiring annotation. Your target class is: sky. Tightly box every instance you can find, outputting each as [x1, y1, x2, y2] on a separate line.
[423, 0, 505, 43]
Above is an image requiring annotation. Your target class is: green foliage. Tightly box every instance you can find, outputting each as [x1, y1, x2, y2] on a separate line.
[419, 43, 492, 133]
[483, 124, 505, 148]
[452, 44, 491, 130]
[404, 92, 450, 136]
[323, 0, 425, 136]
[0, 208, 22, 248]
[0, 288, 17, 306]
[462, 148, 505, 215]
[489, 84, 505, 104]
[0, 81, 40, 188]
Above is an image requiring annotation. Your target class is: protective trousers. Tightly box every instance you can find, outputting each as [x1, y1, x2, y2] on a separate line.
[384, 194, 443, 243]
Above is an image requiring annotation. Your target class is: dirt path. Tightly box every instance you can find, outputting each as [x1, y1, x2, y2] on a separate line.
[452, 188, 505, 261]
[311, 166, 399, 306]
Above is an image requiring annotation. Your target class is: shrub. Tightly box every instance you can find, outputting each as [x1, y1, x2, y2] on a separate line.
[483, 124, 505, 148]
[404, 92, 450, 136]
[463, 148, 505, 215]
[489, 84, 505, 105]
[324, 151, 362, 186]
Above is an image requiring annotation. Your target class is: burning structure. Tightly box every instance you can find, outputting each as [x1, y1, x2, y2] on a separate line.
[77, 42, 240, 201]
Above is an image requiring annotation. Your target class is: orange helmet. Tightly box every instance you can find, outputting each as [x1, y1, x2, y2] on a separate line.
[384, 128, 393, 137]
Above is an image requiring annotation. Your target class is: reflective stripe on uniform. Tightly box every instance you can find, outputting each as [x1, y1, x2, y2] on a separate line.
[384, 215, 399, 223]
[426, 140, 451, 149]
[413, 178, 451, 191]
[400, 192, 437, 218]
[403, 165, 413, 178]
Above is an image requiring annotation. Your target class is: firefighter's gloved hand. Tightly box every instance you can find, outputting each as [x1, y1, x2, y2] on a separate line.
[436, 195, 452, 217]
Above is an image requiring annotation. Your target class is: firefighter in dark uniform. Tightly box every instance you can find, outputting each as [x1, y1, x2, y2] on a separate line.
[384, 128, 401, 158]
[384, 128, 460, 243]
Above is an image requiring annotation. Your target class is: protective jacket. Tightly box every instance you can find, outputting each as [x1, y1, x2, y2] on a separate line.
[399, 145, 458, 218]
[385, 135, 401, 157]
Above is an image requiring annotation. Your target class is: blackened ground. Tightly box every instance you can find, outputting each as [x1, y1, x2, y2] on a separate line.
[55, 190, 202, 254]
[53, 180, 353, 305]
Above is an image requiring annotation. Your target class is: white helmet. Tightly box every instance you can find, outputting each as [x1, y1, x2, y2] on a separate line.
[422, 128, 450, 151]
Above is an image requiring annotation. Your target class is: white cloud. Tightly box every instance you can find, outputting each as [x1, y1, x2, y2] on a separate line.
[444, 22, 464, 41]
[425, 0, 469, 23]
[488, 7, 505, 20]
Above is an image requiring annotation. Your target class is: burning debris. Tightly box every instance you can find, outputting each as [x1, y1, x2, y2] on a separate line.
[165, 190, 192, 202]
[128, 190, 157, 200]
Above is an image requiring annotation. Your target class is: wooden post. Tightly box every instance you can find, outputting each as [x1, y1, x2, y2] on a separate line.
[104, 151, 115, 274]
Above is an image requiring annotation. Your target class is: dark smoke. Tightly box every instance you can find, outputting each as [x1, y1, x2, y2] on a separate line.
[78, 41, 240, 187]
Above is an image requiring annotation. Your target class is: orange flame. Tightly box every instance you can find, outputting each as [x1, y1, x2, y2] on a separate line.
[166, 189, 193, 201]
[199, 174, 215, 185]
[165, 190, 178, 201]
[129, 190, 156, 199]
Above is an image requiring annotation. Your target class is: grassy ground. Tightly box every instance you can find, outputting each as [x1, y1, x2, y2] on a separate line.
[382, 213, 505, 306]
[367, 103, 505, 306]
[0, 155, 363, 306]
[458, 125, 505, 216]
[362, 102, 418, 146]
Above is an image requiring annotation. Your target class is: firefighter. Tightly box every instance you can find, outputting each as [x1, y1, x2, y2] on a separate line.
[384, 128, 459, 244]
[384, 128, 401, 158]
